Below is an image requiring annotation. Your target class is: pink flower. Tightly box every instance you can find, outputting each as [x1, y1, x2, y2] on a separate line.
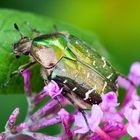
[58, 109, 74, 139]
[6, 108, 20, 130]
[129, 62, 140, 86]
[124, 101, 140, 139]
[74, 105, 103, 133]
[118, 63, 140, 115]
[89, 105, 103, 132]
[74, 112, 89, 134]
[117, 76, 131, 89]
[22, 71, 31, 96]
[43, 80, 63, 98]
[101, 92, 122, 122]
[101, 92, 119, 111]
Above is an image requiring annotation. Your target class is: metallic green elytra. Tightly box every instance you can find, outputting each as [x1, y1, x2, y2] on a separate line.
[13, 23, 118, 110]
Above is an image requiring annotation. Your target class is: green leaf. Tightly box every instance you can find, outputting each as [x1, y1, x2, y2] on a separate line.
[0, 9, 109, 94]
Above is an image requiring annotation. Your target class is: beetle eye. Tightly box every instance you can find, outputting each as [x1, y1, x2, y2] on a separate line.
[16, 55, 20, 59]
[13, 42, 18, 49]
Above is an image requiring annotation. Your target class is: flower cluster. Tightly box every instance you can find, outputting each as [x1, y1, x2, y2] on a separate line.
[0, 62, 140, 140]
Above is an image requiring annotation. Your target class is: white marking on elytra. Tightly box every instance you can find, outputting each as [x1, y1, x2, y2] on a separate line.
[75, 41, 79, 44]
[87, 72, 90, 78]
[84, 89, 94, 100]
[62, 68, 66, 72]
[102, 81, 107, 92]
[101, 57, 106, 68]
[63, 80, 67, 84]
[93, 60, 96, 66]
[84, 85, 97, 100]
[106, 73, 113, 79]
[72, 87, 77, 91]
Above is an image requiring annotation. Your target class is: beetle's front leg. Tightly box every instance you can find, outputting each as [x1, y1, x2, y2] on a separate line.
[0, 61, 36, 88]
[10, 61, 36, 77]
[18, 61, 36, 73]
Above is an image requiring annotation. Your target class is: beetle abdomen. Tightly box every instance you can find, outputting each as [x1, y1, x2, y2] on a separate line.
[54, 76, 102, 109]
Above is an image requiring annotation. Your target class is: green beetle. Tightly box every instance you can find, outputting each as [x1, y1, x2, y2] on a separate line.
[13, 23, 118, 110]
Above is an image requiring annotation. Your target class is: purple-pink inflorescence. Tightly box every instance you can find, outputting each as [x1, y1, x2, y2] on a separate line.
[0, 62, 140, 140]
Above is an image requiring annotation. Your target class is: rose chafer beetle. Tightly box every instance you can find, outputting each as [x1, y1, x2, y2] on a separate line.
[11, 23, 119, 127]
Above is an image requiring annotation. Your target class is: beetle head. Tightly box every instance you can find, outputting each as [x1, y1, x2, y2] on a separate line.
[13, 23, 32, 58]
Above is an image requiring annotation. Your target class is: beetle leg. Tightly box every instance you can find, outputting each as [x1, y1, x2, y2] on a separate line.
[54, 96, 63, 108]
[10, 61, 36, 78]
[62, 92, 90, 131]
[78, 108, 91, 131]
[53, 76, 91, 131]
[63, 89, 91, 131]
[0, 61, 36, 88]
[18, 61, 36, 73]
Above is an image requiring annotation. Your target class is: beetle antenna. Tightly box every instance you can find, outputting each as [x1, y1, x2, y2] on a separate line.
[14, 23, 24, 38]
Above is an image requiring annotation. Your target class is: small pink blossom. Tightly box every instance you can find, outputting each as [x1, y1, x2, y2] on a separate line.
[117, 76, 131, 89]
[124, 101, 140, 139]
[101, 92, 122, 123]
[44, 80, 63, 98]
[74, 105, 103, 133]
[129, 62, 140, 86]
[74, 112, 89, 133]
[58, 109, 74, 139]
[6, 108, 20, 130]
[101, 92, 119, 111]
[89, 105, 103, 132]
[16, 123, 28, 133]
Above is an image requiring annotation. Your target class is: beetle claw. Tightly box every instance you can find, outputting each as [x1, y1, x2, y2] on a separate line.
[10, 71, 19, 78]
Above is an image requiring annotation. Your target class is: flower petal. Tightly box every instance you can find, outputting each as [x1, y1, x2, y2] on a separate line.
[101, 92, 119, 111]
[74, 112, 89, 134]
[89, 105, 103, 132]
[117, 76, 131, 89]
[129, 62, 140, 86]
[44, 80, 62, 98]
[6, 108, 20, 130]
[58, 109, 73, 139]
[124, 101, 140, 139]
[22, 70, 31, 96]
[127, 124, 140, 139]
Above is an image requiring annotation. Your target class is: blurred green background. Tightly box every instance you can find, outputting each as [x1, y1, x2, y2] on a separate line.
[1, 0, 140, 73]
[0, 0, 139, 139]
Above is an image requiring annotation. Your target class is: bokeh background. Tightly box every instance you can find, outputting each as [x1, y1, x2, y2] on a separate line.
[1, 0, 140, 73]
[0, 0, 140, 138]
